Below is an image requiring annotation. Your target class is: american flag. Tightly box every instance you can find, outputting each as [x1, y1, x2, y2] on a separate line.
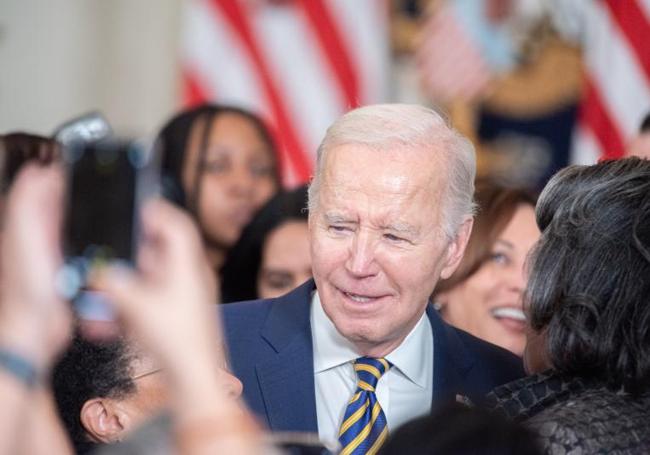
[416, 1, 493, 105]
[417, 0, 650, 165]
[180, 0, 390, 186]
[558, 0, 650, 163]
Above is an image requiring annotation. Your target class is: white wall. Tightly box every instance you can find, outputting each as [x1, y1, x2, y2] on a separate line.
[0, 0, 182, 137]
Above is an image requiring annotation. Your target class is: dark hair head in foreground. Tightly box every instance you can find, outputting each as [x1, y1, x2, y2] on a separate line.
[379, 402, 542, 455]
[52, 335, 138, 454]
[526, 157, 650, 395]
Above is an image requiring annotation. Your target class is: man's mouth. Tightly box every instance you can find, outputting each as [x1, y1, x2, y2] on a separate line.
[343, 291, 375, 303]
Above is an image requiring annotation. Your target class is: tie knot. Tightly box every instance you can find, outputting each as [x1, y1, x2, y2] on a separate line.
[353, 357, 391, 391]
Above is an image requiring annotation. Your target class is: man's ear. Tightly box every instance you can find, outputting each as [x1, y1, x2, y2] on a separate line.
[80, 398, 127, 444]
[440, 216, 473, 280]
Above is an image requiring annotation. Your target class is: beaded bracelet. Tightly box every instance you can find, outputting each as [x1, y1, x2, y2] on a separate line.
[0, 348, 38, 388]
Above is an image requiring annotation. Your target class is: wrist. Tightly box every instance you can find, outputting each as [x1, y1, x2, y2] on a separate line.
[0, 347, 40, 389]
[0, 318, 50, 369]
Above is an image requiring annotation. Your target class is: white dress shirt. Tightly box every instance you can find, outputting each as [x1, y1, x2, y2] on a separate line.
[311, 292, 434, 446]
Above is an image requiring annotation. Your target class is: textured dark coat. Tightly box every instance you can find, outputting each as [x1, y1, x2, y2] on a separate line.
[486, 372, 650, 454]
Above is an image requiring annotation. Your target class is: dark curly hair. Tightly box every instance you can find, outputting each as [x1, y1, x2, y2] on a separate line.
[51, 335, 137, 454]
[221, 185, 309, 303]
[527, 157, 650, 395]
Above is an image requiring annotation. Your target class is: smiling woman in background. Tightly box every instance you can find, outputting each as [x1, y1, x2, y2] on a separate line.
[432, 179, 539, 356]
[486, 158, 650, 453]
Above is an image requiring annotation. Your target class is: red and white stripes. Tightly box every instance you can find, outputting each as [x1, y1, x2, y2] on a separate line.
[566, 0, 650, 163]
[416, 4, 492, 104]
[181, 0, 389, 186]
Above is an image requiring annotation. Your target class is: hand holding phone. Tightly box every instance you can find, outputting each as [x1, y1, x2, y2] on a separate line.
[58, 139, 159, 319]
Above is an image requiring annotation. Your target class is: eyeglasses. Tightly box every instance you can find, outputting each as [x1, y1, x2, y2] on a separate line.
[131, 368, 163, 381]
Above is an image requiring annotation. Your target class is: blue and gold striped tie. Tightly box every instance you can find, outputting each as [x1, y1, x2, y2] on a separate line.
[338, 357, 392, 455]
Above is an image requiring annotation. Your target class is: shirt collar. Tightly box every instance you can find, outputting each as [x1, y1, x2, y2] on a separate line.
[311, 291, 358, 373]
[385, 311, 431, 389]
[311, 292, 432, 389]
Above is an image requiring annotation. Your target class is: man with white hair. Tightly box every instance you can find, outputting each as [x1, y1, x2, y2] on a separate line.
[223, 104, 523, 453]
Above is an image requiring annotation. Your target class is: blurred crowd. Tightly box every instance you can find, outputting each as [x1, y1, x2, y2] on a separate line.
[2, 1, 650, 454]
[1, 101, 649, 455]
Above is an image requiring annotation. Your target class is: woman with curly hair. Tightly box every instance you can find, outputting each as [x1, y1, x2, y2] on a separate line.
[486, 157, 650, 453]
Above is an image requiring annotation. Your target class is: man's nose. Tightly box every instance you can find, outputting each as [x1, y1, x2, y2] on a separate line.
[345, 230, 379, 277]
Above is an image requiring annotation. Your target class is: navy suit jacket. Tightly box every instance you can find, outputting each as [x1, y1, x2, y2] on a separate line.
[222, 280, 524, 433]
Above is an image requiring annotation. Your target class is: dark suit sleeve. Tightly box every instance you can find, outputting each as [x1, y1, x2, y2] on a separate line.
[221, 300, 275, 420]
[454, 328, 526, 403]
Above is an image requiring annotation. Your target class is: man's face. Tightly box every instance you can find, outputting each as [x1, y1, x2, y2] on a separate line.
[309, 144, 471, 357]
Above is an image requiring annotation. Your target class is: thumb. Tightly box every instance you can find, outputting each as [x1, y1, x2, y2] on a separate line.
[90, 264, 151, 321]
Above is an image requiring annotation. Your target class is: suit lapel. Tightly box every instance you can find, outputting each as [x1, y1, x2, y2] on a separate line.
[256, 280, 319, 432]
[426, 305, 475, 406]
[253, 288, 478, 430]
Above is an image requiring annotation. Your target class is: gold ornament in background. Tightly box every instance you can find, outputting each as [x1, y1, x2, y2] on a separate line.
[391, 1, 584, 182]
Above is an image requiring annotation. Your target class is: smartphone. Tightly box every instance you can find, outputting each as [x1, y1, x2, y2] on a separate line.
[53, 111, 113, 146]
[58, 138, 159, 317]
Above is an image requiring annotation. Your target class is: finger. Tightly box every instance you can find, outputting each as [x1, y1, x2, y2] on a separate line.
[3, 165, 65, 283]
[39, 165, 65, 255]
[90, 264, 152, 321]
[78, 319, 122, 341]
[136, 234, 163, 279]
[6, 164, 62, 218]
[139, 198, 204, 264]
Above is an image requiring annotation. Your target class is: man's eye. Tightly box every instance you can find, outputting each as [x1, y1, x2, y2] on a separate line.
[384, 233, 405, 242]
[329, 225, 349, 233]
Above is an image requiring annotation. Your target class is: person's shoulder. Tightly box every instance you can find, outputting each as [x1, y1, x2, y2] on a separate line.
[221, 297, 275, 317]
[452, 326, 525, 384]
[455, 328, 522, 365]
[221, 280, 315, 332]
[220, 297, 276, 331]
[529, 388, 650, 452]
[529, 395, 649, 453]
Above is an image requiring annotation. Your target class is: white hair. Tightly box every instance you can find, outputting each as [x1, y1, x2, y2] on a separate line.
[307, 104, 476, 239]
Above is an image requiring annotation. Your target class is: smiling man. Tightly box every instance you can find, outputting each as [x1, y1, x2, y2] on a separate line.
[222, 104, 524, 452]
